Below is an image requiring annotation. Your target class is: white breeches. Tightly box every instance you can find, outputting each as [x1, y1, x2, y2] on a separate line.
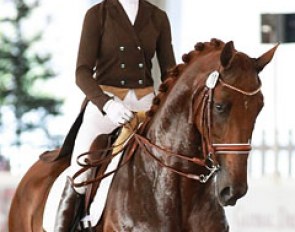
[69, 90, 154, 194]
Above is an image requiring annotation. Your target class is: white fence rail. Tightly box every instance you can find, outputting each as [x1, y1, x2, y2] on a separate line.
[250, 130, 295, 178]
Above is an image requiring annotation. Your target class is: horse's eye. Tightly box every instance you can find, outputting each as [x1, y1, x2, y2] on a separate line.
[214, 103, 226, 113]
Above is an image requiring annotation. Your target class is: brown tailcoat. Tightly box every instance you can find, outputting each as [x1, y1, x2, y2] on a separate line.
[76, 0, 176, 110]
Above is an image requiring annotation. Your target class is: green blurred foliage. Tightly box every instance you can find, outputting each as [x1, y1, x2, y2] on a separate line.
[0, 0, 63, 148]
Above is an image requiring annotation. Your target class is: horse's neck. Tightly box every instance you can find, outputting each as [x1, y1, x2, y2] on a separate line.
[142, 83, 203, 186]
[148, 87, 197, 153]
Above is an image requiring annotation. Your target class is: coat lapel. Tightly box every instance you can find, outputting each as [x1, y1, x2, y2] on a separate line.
[108, 0, 133, 31]
[134, 0, 152, 34]
[107, 0, 152, 44]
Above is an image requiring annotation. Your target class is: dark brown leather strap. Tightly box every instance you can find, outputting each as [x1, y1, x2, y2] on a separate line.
[134, 135, 207, 167]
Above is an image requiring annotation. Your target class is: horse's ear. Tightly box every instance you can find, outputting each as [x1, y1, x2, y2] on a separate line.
[255, 43, 279, 73]
[220, 41, 235, 69]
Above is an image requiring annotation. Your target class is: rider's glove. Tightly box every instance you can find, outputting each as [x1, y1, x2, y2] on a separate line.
[103, 99, 134, 126]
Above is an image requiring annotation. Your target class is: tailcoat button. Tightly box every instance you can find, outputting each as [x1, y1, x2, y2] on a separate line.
[120, 63, 126, 69]
[137, 46, 141, 50]
[121, 80, 125, 85]
[119, 46, 125, 51]
[138, 79, 143, 85]
[138, 63, 144, 68]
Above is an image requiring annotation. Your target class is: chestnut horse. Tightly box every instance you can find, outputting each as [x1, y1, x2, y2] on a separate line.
[9, 39, 278, 232]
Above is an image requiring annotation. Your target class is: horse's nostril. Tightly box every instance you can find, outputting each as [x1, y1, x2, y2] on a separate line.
[219, 186, 238, 206]
[220, 186, 231, 200]
[219, 185, 247, 206]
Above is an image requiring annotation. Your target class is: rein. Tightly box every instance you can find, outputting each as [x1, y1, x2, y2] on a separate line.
[133, 133, 219, 183]
[70, 115, 149, 188]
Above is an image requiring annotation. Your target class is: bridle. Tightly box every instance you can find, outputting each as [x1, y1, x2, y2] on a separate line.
[202, 70, 261, 160]
[193, 70, 261, 181]
[134, 70, 261, 183]
[72, 70, 262, 187]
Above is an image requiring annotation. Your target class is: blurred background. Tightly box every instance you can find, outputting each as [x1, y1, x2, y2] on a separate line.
[1, 0, 295, 231]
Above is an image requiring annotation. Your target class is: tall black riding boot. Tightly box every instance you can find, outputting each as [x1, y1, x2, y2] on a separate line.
[54, 177, 85, 232]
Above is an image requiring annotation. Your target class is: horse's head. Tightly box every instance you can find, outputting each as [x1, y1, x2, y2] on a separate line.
[191, 39, 278, 206]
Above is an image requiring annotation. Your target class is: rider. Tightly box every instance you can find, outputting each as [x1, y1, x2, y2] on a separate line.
[54, 0, 176, 231]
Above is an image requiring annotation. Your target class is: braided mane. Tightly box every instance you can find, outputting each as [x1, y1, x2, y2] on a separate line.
[146, 38, 225, 118]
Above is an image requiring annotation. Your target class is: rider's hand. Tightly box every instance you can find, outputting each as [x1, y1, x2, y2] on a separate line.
[103, 99, 134, 126]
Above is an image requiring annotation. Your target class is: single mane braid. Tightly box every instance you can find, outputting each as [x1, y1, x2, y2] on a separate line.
[146, 65, 182, 117]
